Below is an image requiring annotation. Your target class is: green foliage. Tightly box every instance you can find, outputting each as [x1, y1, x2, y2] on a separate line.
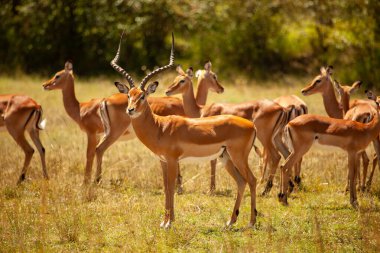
[1, 0, 380, 86]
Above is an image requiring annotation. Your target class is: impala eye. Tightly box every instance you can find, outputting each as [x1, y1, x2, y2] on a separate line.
[214, 75, 217, 79]
[55, 75, 60, 79]
[316, 79, 321, 83]
[180, 80, 185, 84]
[140, 94, 145, 100]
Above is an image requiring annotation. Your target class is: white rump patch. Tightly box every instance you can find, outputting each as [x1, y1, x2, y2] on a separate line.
[39, 119, 47, 130]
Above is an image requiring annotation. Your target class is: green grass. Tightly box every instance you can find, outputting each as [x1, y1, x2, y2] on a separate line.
[0, 74, 380, 252]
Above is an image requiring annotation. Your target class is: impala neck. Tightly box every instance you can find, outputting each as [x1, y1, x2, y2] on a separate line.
[195, 78, 209, 106]
[322, 80, 343, 119]
[183, 82, 201, 118]
[130, 103, 160, 150]
[61, 77, 81, 123]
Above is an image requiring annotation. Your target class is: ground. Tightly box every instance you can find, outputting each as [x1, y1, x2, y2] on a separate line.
[0, 74, 379, 252]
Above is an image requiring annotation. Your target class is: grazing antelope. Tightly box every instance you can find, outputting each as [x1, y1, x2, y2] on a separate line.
[301, 66, 380, 191]
[111, 34, 259, 229]
[0, 95, 48, 183]
[108, 60, 224, 193]
[166, 65, 290, 193]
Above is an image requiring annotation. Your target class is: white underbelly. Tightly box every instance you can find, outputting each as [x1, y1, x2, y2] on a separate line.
[179, 145, 225, 164]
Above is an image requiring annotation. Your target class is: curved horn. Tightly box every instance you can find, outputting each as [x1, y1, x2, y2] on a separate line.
[139, 32, 175, 89]
[110, 30, 135, 88]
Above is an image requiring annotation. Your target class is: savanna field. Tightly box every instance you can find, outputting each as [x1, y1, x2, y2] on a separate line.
[1, 74, 380, 252]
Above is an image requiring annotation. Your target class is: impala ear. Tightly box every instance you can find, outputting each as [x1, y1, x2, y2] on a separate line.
[349, 81, 362, 94]
[186, 67, 194, 78]
[176, 65, 186, 75]
[114, 82, 129, 94]
[320, 66, 326, 76]
[365, 89, 376, 101]
[204, 60, 212, 72]
[146, 81, 159, 95]
[65, 61, 73, 73]
[333, 80, 343, 95]
[326, 65, 333, 76]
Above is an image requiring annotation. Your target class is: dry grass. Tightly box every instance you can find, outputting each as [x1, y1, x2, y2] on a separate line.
[0, 73, 380, 252]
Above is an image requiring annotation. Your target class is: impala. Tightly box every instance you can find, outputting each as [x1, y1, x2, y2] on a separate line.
[165, 65, 293, 193]
[0, 95, 48, 183]
[363, 90, 380, 189]
[107, 60, 224, 193]
[278, 100, 380, 208]
[301, 66, 380, 191]
[43, 61, 112, 185]
[111, 34, 259, 229]
[267, 95, 308, 188]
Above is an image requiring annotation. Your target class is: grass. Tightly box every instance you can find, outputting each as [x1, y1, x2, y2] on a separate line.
[0, 73, 380, 252]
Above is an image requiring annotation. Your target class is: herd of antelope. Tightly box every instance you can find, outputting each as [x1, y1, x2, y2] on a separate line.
[1, 33, 380, 229]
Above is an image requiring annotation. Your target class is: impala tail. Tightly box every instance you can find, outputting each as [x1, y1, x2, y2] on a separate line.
[252, 128, 263, 158]
[283, 125, 294, 154]
[99, 100, 111, 138]
[35, 108, 46, 130]
[271, 105, 295, 146]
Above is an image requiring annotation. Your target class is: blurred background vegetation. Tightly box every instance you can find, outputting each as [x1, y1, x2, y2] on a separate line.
[1, 0, 380, 87]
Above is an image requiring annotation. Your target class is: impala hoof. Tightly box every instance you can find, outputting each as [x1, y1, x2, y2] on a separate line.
[225, 219, 236, 229]
[160, 220, 172, 229]
[351, 200, 359, 210]
[278, 193, 288, 205]
[288, 180, 295, 195]
[17, 173, 26, 185]
[261, 180, 273, 196]
[177, 186, 183, 195]
[294, 176, 301, 185]
[247, 222, 255, 229]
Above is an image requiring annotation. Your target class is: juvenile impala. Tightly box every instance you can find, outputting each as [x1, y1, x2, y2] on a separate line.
[301, 66, 380, 191]
[0, 95, 48, 183]
[165, 65, 291, 193]
[278, 98, 380, 208]
[111, 35, 259, 229]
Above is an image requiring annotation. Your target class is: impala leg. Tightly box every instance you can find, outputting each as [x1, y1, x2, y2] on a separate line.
[348, 152, 359, 209]
[160, 160, 169, 228]
[360, 151, 369, 192]
[28, 128, 48, 180]
[227, 150, 257, 228]
[261, 144, 281, 196]
[209, 159, 217, 193]
[162, 159, 178, 229]
[7, 128, 34, 184]
[367, 154, 378, 190]
[84, 133, 97, 185]
[294, 158, 303, 186]
[366, 137, 380, 190]
[220, 155, 246, 227]
[95, 129, 125, 184]
[176, 166, 183, 195]
[279, 144, 311, 204]
[259, 149, 269, 184]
